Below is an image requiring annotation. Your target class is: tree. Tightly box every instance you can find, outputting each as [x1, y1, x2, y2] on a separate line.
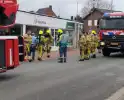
[81, 0, 114, 18]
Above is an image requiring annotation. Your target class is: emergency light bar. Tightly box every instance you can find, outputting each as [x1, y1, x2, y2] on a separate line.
[0, 0, 17, 4]
[103, 12, 124, 18]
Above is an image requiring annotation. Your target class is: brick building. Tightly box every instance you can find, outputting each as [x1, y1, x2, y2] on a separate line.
[36, 5, 56, 17]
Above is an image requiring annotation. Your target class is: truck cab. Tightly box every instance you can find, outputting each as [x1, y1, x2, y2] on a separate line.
[98, 12, 124, 56]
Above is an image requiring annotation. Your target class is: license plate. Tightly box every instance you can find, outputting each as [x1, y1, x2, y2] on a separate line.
[111, 43, 118, 45]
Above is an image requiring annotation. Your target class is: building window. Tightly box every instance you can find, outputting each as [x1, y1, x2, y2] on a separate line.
[94, 20, 97, 26]
[88, 20, 92, 26]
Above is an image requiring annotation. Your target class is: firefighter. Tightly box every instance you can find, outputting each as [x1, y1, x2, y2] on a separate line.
[78, 32, 86, 61]
[91, 30, 99, 58]
[44, 29, 53, 58]
[85, 32, 92, 60]
[57, 29, 69, 63]
[57, 29, 63, 58]
[36, 30, 45, 61]
[23, 30, 32, 62]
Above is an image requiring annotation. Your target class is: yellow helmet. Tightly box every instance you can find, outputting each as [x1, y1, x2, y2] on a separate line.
[46, 29, 51, 33]
[57, 29, 63, 33]
[39, 30, 43, 35]
[91, 30, 96, 34]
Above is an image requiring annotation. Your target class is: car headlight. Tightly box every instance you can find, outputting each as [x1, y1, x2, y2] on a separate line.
[100, 42, 105, 45]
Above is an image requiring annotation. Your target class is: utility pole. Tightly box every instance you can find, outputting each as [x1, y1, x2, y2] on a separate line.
[90, 0, 95, 31]
[93, 0, 95, 8]
[76, 0, 79, 48]
[76, 0, 78, 16]
[58, 8, 60, 17]
[111, 0, 113, 11]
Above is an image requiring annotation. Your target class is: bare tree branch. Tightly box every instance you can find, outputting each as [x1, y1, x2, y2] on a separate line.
[81, 0, 114, 18]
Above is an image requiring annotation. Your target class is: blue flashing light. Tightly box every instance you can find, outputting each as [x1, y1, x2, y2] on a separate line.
[103, 13, 109, 16]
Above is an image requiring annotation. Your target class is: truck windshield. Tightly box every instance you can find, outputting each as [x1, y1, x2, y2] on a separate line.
[99, 18, 124, 29]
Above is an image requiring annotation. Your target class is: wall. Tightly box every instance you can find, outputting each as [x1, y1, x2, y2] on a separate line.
[16, 11, 71, 29]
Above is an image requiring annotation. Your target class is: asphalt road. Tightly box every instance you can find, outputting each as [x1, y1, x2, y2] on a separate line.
[1, 52, 124, 100]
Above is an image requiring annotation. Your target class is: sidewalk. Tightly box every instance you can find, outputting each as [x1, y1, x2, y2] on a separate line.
[105, 87, 124, 100]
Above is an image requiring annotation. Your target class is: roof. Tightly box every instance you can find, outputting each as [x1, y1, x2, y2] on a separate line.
[83, 8, 122, 20]
[18, 10, 82, 23]
[36, 6, 56, 17]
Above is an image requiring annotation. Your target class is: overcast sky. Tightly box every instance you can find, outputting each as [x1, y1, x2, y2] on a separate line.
[18, 0, 124, 18]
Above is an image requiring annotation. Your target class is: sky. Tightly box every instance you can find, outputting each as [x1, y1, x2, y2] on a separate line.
[17, 0, 124, 19]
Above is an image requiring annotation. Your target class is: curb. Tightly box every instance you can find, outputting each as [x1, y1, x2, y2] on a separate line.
[105, 87, 124, 100]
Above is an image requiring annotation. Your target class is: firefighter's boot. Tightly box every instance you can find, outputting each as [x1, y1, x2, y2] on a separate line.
[38, 57, 42, 61]
[92, 54, 96, 58]
[64, 57, 67, 63]
[79, 59, 84, 61]
[58, 58, 63, 63]
[28, 56, 33, 62]
[47, 55, 50, 58]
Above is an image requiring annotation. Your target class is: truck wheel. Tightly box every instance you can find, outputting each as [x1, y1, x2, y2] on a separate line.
[102, 48, 110, 57]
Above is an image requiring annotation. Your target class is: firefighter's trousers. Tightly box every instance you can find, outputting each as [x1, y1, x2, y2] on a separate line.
[30, 44, 36, 60]
[37, 44, 43, 59]
[45, 43, 51, 56]
[85, 42, 91, 58]
[58, 46, 67, 62]
[80, 46, 85, 60]
[91, 42, 97, 55]
[24, 44, 31, 60]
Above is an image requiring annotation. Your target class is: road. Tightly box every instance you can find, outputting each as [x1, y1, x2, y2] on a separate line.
[0, 52, 124, 100]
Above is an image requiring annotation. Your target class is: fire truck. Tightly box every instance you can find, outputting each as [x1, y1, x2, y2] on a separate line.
[98, 12, 124, 56]
[0, 0, 24, 73]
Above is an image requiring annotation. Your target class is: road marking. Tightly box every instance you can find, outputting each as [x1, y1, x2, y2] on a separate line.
[105, 87, 124, 100]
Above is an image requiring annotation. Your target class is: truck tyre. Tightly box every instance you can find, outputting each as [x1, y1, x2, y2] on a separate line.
[102, 48, 110, 57]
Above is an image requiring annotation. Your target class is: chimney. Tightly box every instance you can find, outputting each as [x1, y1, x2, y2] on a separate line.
[49, 5, 52, 10]
[71, 16, 73, 20]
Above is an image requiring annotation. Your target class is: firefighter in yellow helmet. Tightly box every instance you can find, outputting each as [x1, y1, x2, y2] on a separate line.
[23, 30, 32, 62]
[91, 30, 99, 58]
[57, 29, 69, 63]
[78, 31, 87, 61]
[36, 30, 45, 61]
[57, 29, 63, 62]
[57, 29, 63, 40]
[44, 29, 53, 58]
[85, 31, 92, 60]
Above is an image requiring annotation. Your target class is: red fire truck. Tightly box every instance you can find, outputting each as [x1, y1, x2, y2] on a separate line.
[0, 0, 24, 73]
[98, 12, 124, 56]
